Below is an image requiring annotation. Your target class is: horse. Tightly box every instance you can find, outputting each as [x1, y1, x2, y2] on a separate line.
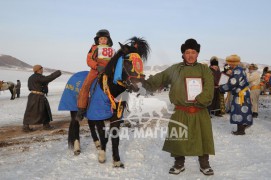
[58, 37, 150, 168]
[0, 80, 16, 100]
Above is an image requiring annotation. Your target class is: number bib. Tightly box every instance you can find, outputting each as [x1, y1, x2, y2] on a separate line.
[97, 45, 115, 60]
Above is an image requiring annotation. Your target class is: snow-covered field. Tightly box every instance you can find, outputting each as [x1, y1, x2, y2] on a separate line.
[1, 68, 271, 180]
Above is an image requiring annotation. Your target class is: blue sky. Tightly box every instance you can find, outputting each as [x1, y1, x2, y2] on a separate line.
[1, 0, 271, 72]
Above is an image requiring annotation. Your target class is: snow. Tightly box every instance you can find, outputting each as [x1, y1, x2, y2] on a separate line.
[1, 68, 271, 179]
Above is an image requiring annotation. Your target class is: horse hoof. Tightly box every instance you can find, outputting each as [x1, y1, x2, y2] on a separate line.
[74, 140, 81, 156]
[113, 161, 124, 168]
[98, 150, 106, 163]
[74, 150, 81, 156]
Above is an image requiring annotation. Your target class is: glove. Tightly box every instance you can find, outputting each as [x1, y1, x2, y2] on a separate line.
[97, 66, 105, 73]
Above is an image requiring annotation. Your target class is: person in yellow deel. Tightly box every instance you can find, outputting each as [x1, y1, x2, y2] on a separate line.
[142, 39, 215, 176]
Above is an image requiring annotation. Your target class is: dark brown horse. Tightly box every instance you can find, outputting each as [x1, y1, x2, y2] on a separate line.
[60, 37, 150, 168]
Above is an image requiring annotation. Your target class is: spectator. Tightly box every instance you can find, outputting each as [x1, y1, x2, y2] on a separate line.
[208, 56, 223, 117]
[22, 65, 61, 132]
[247, 64, 261, 118]
[15, 80, 21, 98]
[219, 55, 253, 135]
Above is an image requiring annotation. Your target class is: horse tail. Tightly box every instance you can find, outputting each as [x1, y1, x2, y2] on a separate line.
[68, 111, 80, 149]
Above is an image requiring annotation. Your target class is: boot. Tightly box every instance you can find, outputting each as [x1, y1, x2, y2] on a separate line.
[76, 108, 86, 121]
[199, 154, 214, 175]
[43, 123, 54, 130]
[232, 124, 245, 135]
[169, 156, 185, 175]
[22, 124, 33, 132]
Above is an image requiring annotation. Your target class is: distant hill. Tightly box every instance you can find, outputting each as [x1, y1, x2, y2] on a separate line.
[0, 54, 73, 74]
[0, 55, 32, 69]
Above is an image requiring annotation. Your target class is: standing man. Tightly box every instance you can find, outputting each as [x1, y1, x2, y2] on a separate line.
[15, 80, 21, 98]
[219, 55, 253, 135]
[22, 65, 61, 132]
[142, 39, 215, 175]
[208, 56, 223, 117]
[247, 64, 261, 118]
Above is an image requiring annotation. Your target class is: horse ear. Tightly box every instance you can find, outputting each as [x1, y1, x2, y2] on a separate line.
[119, 42, 130, 54]
[119, 42, 124, 48]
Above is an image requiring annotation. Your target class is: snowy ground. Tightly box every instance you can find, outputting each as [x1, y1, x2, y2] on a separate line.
[1, 69, 271, 180]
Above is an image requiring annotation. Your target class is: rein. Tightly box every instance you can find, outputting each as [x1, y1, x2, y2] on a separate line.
[122, 62, 144, 88]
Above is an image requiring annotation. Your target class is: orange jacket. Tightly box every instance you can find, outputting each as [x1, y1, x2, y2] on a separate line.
[86, 45, 114, 70]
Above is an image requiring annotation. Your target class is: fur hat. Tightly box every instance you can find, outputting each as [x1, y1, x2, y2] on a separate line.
[94, 29, 113, 47]
[33, 65, 43, 73]
[226, 54, 241, 65]
[180, 38, 200, 53]
[210, 56, 219, 66]
[248, 63, 258, 70]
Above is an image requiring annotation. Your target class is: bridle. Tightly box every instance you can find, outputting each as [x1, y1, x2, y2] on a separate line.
[122, 57, 145, 89]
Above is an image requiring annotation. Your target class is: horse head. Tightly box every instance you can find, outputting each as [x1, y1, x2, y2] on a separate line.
[104, 37, 150, 93]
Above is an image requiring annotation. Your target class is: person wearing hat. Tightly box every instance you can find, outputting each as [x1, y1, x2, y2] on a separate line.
[22, 65, 61, 132]
[142, 39, 215, 175]
[247, 63, 261, 118]
[15, 80, 21, 98]
[219, 55, 253, 135]
[76, 29, 114, 121]
[208, 56, 223, 117]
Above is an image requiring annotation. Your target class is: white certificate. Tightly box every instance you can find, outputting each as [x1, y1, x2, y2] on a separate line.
[185, 78, 202, 102]
[218, 73, 230, 85]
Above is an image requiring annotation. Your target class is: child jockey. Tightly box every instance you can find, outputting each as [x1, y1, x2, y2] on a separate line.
[76, 29, 114, 121]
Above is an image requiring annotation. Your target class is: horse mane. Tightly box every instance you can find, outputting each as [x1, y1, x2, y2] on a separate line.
[104, 36, 151, 78]
[104, 49, 124, 78]
[127, 36, 150, 62]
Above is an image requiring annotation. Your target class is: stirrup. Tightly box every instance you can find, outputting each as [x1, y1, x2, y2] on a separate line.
[76, 108, 86, 121]
[200, 167, 214, 175]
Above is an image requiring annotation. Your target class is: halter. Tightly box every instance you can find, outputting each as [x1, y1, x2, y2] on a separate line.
[122, 53, 144, 88]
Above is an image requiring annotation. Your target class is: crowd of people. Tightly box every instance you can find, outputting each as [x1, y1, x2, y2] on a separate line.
[4, 29, 270, 177]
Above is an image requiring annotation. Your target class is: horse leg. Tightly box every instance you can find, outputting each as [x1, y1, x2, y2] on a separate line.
[110, 117, 124, 168]
[68, 111, 81, 155]
[87, 120, 101, 150]
[95, 120, 108, 163]
[9, 87, 15, 100]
